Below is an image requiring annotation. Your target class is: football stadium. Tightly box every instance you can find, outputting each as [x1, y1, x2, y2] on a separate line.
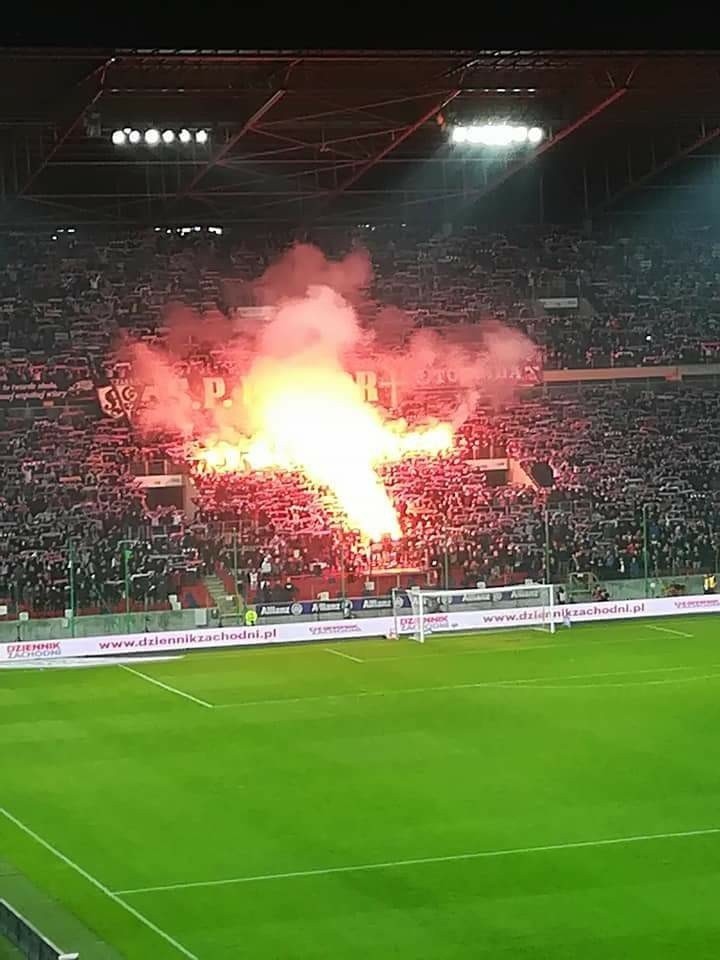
[2, 48, 720, 959]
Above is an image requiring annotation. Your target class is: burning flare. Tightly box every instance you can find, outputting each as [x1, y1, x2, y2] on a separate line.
[195, 361, 453, 541]
[191, 282, 454, 542]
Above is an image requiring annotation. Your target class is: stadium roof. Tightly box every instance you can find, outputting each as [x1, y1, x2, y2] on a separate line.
[2, 49, 720, 229]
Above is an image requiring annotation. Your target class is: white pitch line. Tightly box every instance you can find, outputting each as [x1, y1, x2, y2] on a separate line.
[501, 672, 720, 690]
[366, 636, 558, 662]
[363, 630, 650, 664]
[324, 647, 363, 663]
[0, 806, 198, 960]
[648, 624, 693, 639]
[115, 825, 720, 895]
[119, 664, 213, 708]
[187, 625, 646, 668]
[214, 662, 710, 710]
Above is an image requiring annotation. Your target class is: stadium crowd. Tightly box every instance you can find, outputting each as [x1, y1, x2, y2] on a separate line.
[3, 223, 720, 367]
[2, 223, 720, 615]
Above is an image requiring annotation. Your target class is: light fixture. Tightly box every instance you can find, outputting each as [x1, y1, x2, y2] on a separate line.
[112, 127, 212, 147]
[451, 122, 544, 148]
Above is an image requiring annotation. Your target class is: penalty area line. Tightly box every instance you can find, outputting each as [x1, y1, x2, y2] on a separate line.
[0, 806, 199, 960]
[647, 624, 693, 639]
[115, 825, 720, 895]
[119, 664, 213, 708]
[213, 661, 712, 710]
[361, 630, 642, 663]
[324, 647, 363, 663]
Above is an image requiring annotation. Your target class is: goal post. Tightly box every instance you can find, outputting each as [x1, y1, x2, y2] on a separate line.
[391, 583, 556, 643]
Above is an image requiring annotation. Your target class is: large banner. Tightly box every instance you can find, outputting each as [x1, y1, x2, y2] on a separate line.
[96, 361, 542, 420]
[133, 474, 184, 489]
[1, 594, 716, 663]
[257, 588, 544, 618]
[96, 382, 138, 419]
[0, 378, 95, 407]
[538, 297, 579, 310]
[258, 598, 381, 618]
[257, 596, 404, 618]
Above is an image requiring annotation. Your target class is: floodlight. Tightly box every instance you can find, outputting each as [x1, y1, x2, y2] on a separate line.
[162, 129, 175, 144]
[451, 121, 543, 148]
[144, 128, 161, 146]
[111, 130, 127, 145]
[178, 128, 192, 144]
[128, 130, 141, 144]
[195, 129, 209, 144]
[496, 125, 518, 146]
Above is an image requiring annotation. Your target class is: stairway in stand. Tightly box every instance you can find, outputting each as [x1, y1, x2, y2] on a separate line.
[203, 573, 239, 616]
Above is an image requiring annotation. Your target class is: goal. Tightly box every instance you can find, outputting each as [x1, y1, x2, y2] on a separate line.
[391, 583, 556, 643]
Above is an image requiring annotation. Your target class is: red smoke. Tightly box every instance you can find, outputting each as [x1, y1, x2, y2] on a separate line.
[120, 242, 539, 537]
[253, 243, 372, 305]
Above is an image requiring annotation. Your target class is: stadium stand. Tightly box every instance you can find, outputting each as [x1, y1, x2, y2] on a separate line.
[2, 225, 720, 616]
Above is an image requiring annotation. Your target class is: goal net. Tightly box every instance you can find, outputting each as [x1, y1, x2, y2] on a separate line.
[391, 583, 556, 643]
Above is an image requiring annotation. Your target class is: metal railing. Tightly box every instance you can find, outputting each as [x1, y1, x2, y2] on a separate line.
[0, 609, 202, 645]
[0, 899, 77, 960]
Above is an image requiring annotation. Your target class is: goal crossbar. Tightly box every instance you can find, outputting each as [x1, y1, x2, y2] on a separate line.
[391, 583, 555, 643]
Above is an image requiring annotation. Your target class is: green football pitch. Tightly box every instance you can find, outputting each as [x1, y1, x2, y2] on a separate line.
[2, 616, 720, 959]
